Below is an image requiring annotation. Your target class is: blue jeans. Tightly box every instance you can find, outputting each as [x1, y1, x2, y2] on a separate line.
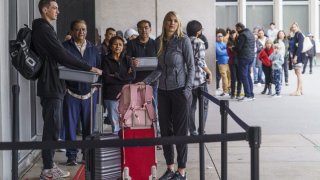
[104, 100, 120, 133]
[239, 58, 254, 97]
[272, 69, 282, 95]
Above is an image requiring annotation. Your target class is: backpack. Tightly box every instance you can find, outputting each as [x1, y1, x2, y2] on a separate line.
[118, 84, 155, 128]
[9, 24, 42, 80]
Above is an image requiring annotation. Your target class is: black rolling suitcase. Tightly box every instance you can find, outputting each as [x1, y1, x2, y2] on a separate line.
[85, 84, 121, 180]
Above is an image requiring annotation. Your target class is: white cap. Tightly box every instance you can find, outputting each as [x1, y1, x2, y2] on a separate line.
[124, 28, 139, 39]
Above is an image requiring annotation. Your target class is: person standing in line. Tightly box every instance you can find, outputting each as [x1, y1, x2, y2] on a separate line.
[139, 11, 195, 180]
[102, 36, 136, 134]
[274, 30, 289, 85]
[126, 19, 162, 148]
[101, 27, 116, 56]
[186, 20, 212, 136]
[258, 40, 274, 95]
[289, 22, 304, 96]
[232, 23, 255, 101]
[267, 22, 279, 42]
[216, 30, 230, 97]
[31, 0, 102, 179]
[269, 44, 284, 97]
[302, 33, 316, 74]
[62, 19, 101, 166]
[227, 30, 242, 99]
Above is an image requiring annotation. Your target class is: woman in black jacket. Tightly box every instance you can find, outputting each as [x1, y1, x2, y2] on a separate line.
[102, 36, 135, 134]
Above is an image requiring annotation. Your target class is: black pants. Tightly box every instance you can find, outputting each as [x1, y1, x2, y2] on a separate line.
[303, 56, 313, 73]
[189, 83, 209, 134]
[282, 56, 289, 83]
[40, 98, 63, 169]
[262, 65, 272, 84]
[229, 63, 242, 96]
[158, 88, 190, 168]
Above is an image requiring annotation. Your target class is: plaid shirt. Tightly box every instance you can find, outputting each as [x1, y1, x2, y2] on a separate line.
[190, 36, 207, 88]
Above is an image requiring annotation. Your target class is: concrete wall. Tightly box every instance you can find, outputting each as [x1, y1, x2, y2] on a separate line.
[96, 0, 216, 89]
[0, 0, 12, 179]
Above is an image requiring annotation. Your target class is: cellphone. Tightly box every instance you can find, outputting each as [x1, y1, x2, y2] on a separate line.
[206, 74, 209, 79]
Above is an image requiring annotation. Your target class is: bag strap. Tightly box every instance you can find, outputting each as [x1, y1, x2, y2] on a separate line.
[144, 85, 155, 121]
[123, 84, 138, 121]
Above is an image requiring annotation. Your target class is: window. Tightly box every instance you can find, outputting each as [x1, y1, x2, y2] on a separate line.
[246, 5, 273, 32]
[283, 5, 308, 34]
[216, 5, 238, 30]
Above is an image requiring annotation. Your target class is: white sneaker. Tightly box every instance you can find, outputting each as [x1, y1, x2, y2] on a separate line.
[272, 94, 282, 98]
[238, 97, 253, 102]
[257, 83, 261, 87]
[52, 163, 70, 178]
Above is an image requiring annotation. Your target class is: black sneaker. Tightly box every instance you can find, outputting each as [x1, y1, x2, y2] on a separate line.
[159, 169, 175, 180]
[66, 158, 78, 166]
[171, 171, 187, 180]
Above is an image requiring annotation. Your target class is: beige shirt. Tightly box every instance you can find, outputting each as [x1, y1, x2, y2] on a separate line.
[75, 40, 87, 57]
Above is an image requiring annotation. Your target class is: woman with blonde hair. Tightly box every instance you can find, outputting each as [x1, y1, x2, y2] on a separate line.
[140, 11, 195, 180]
[289, 22, 304, 96]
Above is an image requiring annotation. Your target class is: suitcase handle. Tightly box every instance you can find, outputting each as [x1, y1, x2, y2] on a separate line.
[90, 83, 103, 134]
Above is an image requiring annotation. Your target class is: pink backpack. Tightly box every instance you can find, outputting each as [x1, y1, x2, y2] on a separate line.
[118, 84, 155, 128]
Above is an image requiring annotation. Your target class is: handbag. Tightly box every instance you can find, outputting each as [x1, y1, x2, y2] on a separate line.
[302, 35, 313, 53]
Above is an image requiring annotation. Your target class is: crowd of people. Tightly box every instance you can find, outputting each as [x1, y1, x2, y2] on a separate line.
[216, 22, 316, 101]
[31, 0, 318, 179]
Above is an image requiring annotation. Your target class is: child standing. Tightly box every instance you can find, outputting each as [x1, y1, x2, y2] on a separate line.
[269, 43, 284, 97]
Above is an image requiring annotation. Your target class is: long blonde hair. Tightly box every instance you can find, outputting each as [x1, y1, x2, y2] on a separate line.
[157, 11, 184, 56]
[290, 22, 300, 33]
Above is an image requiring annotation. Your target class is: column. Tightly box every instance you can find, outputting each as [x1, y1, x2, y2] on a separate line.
[274, 0, 283, 30]
[238, 0, 246, 25]
[0, 0, 13, 179]
[309, 0, 319, 41]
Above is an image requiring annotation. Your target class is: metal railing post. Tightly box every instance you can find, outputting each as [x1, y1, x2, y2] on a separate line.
[220, 100, 229, 180]
[198, 87, 205, 180]
[12, 84, 20, 180]
[248, 126, 261, 180]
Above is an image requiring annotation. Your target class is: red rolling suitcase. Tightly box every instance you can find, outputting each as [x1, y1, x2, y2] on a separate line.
[121, 128, 157, 180]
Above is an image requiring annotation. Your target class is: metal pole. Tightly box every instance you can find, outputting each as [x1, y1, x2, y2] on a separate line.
[248, 127, 261, 180]
[198, 87, 205, 180]
[12, 84, 20, 180]
[220, 100, 229, 180]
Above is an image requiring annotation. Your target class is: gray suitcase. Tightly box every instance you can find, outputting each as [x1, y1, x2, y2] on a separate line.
[85, 133, 121, 180]
[85, 84, 121, 180]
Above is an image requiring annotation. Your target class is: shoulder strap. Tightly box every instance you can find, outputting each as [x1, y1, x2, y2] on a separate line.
[144, 85, 155, 121]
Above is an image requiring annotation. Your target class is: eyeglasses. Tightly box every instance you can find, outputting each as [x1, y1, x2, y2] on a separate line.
[217, 35, 223, 37]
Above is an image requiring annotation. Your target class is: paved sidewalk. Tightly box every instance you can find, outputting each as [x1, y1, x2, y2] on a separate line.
[21, 66, 320, 180]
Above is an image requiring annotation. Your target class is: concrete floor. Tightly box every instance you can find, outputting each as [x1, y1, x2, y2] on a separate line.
[21, 64, 320, 180]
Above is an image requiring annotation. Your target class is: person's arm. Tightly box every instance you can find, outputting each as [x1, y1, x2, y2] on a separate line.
[37, 25, 93, 71]
[294, 32, 304, 61]
[143, 63, 162, 85]
[182, 37, 195, 92]
[232, 34, 245, 53]
[216, 43, 228, 56]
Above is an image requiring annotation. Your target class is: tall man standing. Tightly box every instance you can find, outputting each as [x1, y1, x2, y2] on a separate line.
[232, 23, 255, 101]
[31, 0, 102, 179]
[62, 19, 101, 166]
[126, 20, 161, 142]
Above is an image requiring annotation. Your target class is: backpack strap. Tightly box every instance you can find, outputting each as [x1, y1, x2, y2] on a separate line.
[123, 84, 138, 121]
[144, 85, 155, 121]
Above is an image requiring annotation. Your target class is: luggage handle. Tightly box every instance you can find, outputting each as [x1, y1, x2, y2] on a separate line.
[90, 83, 103, 134]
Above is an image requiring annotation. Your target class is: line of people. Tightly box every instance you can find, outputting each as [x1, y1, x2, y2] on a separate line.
[33, 1, 212, 179]
[215, 22, 316, 101]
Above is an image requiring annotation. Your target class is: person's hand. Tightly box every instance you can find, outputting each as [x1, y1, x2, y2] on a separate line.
[132, 57, 140, 67]
[136, 81, 146, 89]
[293, 56, 297, 64]
[90, 67, 102, 75]
[206, 73, 212, 84]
